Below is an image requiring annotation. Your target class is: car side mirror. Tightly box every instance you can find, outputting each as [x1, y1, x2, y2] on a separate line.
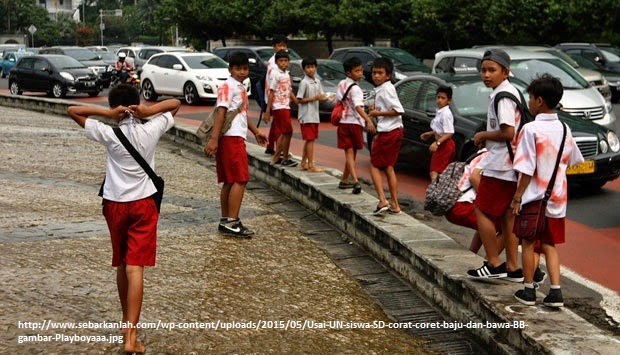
[9, 58, 15, 62]
[248, 58, 257, 66]
[172, 64, 183, 71]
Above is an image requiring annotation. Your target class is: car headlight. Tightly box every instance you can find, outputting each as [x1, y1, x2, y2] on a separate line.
[393, 71, 407, 81]
[605, 100, 613, 113]
[107, 65, 114, 72]
[608, 131, 620, 152]
[196, 75, 213, 81]
[600, 140, 609, 154]
[59, 71, 75, 82]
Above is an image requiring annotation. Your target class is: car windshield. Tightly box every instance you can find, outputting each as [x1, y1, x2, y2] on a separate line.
[183, 55, 228, 69]
[375, 47, 427, 71]
[511, 58, 589, 89]
[97, 52, 117, 60]
[598, 45, 620, 57]
[256, 48, 302, 61]
[601, 49, 620, 63]
[451, 79, 529, 116]
[65, 48, 100, 61]
[47, 56, 86, 69]
[316, 61, 347, 81]
[541, 49, 580, 68]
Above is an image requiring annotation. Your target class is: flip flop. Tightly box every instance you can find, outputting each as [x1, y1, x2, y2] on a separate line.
[388, 208, 402, 215]
[372, 205, 389, 215]
[307, 166, 324, 172]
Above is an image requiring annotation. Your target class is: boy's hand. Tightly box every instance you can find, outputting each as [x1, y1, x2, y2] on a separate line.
[204, 138, 218, 158]
[420, 132, 432, 141]
[509, 199, 521, 216]
[366, 121, 376, 134]
[429, 142, 439, 153]
[368, 109, 379, 117]
[262, 112, 271, 123]
[473, 132, 486, 148]
[128, 104, 150, 119]
[254, 131, 268, 146]
[110, 106, 132, 121]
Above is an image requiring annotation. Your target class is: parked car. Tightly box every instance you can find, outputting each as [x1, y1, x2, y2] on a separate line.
[140, 52, 251, 105]
[1, 50, 34, 78]
[287, 59, 374, 119]
[213, 46, 302, 97]
[38, 46, 113, 88]
[85, 45, 109, 52]
[329, 46, 430, 83]
[95, 51, 118, 67]
[555, 43, 620, 102]
[0, 44, 22, 57]
[380, 73, 619, 188]
[432, 48, 616, 130]
[8, 55, 101, 98]
[116, 46, 190, 70]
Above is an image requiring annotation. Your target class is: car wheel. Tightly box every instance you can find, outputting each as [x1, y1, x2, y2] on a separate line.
[51, 82, 66, 98]
[184, 82, 199, 105]
[88, 91, 100, 97]
[584, 180, 607, 191]
[9, 80, 22, 95]
[141, 79, 158, 102]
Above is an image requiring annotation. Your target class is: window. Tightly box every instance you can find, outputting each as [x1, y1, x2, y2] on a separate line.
[435, 58, 451, 73]
[18, 58, 35, 69]
[421, 82, 439, 112]
[289, 63, 304, 79]
[396, 80, 423, 111]
[33, 59, 49, 71]
[147, 56, 161, 66]
[453, 57, 480, 73]
[157, 55, 181, 69]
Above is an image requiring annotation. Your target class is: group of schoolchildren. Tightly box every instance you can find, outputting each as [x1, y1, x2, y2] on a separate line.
[66, 39, 582, 352]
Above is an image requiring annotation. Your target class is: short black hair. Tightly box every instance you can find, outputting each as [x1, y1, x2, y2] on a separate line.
[108, 84, 140, 108]
[272, 35, 288, 45]
[436, 86, 453, 99]
[343, 56, 363, 73]
[372, 57, 393, 74]
[302, 56, 317, 69]
[527, 74, 563, 109]
[228, 51, 249, 67]
[275, 49, 289, 60]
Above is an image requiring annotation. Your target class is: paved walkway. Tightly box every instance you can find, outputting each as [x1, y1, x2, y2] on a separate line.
[0, 108, 432, 354]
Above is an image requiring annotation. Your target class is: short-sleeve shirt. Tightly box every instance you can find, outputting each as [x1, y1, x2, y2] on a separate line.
[337, 77, 365, 126]
[374, 81, 404, 132]
[457, 149, 488, 203]
[431, 105, 454, 136]
[513, 113, 584, 218]
[296, 75, 323, 124]
[269, 68, 292, 110]
[480, 79, 522, 182]
[264, 55, 277, 99]
[217, 76, 249, 139]
[84, 113, 174, 202]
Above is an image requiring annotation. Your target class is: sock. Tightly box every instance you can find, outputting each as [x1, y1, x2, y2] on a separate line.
[524, 283, 534, 289]
[550, 285, 561, 290]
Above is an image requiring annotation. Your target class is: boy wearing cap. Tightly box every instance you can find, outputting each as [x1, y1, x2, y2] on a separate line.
[468, 49, 523, 281]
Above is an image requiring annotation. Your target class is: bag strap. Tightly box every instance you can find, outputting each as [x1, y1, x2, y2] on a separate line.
[494, 91, 526, 163]
[341, 83, 358, 102]
[113, 126, 159, 185]
[544, 122, 567, 202]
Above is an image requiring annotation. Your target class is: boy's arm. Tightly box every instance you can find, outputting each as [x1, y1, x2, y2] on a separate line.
[130, 99, 181, 119]
[473, 124, 515, 148]
[355, 106, 375, 134]
[203, 106, 227, 157]
[248, 118, 268, 146]
[369, 108, 399, 117]
[67, 105, 128, 128]
[262, 90, 275, 123]
[510, 174, 532, 216]
[469, 168, 483, 190]
[289, 91, 299, 106]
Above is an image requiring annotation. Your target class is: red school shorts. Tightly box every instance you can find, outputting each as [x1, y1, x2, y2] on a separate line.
[517, 217, 566, 247]
[371, 128, 403, 169]
[216, 136, 250, 184]
[475, 175, 517, 218]
[447, 201, 502, 232]
[103, 197, 159, 267]
[337, 123, 364, 150]
[300, 123, 319, 141]
[429, 138, 456, 173]
[272, 109, 293, 135]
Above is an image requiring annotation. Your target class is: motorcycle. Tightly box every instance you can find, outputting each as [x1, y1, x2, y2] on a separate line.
[110, 67, 140, 89]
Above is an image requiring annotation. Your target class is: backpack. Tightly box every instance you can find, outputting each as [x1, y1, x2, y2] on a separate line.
[492, 90, 534, 162]
[424, 152, 483, 216]
[331, 83, 357, 126]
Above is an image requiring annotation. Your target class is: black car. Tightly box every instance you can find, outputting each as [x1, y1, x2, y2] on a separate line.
[39, 46, 114, 88]
[379, 73, 620, 188]
[329, 46, 430, 83]
[212, 46, 302, 97]
[555, 43, 620, 102]
[8, 55, 101, 98]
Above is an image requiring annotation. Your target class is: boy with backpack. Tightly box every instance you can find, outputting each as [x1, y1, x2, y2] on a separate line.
[420, 86, 455, 181]
[512, 74, 583, 307]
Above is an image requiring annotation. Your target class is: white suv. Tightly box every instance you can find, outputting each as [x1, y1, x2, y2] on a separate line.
[433, 48, 616, 130]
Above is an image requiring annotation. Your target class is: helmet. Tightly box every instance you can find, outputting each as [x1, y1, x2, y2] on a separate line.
[118, 52, 126, 58]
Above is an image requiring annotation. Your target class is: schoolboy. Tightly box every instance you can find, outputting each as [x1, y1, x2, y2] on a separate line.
[337, 56, 376, 194]
[262, 50, 298, 167]
[420, 86, 456, 180]
[512, 74, 583, 307]
[368, 57, 404, 214]
[67, 85, 180, 355]
[296, 56, 329, 172]
[204, 52, 268, 237]
[264, 35, 289, 155]
[468, 49, 523, 282]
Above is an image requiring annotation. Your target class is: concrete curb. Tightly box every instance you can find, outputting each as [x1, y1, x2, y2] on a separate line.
[2, 94, 618, 354]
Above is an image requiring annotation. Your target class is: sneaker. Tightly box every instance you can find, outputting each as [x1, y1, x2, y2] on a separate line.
[281, 159, 299, 167]
[514, 288, 536, 306]
[505, 268, 525, 283]
[338, 181, 354, 189]
[352, 182, 362, 194]
[543, 289, 564, 308]
[264, 148, 275, 155]
[467, 261, 507, 279]
[534, 267, 547, 284]
[219, 220, 254, 238]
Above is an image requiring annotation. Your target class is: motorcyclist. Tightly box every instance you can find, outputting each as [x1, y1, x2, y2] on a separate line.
[115, 53, 133, 84]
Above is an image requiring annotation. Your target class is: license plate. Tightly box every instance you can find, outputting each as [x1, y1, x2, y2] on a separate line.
[566, 160, 595, 175]
[85, 81, 95, 87]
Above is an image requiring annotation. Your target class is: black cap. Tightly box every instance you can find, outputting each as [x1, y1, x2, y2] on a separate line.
[482, 49, 510, 68]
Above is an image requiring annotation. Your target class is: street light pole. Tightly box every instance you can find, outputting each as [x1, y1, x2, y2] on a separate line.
[100, 9, 103, 46]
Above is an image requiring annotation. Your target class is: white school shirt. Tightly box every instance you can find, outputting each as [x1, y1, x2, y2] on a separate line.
[264, 55, 277, 99]
[296, 75, 323, 124]
[480, 79, 522, 182]
[84, 112, 174, 202]
[269, 68, 292, 110]
[337, 77, 365, 126]
[217, 76, 249, 139]
[513, 113, 584, 218]
[431, 105, 454, 136]
[374, 81, 404, 132]
[456, 149, 488, 203]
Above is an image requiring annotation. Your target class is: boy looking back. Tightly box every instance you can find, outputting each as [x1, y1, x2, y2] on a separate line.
[368, 57, 404, 214]
[420, 86, 456, 180]
[67, 86, 180, 354]
[512, 74, 583, 307]
[264, 35, 289, 155]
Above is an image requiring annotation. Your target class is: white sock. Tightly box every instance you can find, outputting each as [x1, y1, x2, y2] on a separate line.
[550, 285, 561, 290]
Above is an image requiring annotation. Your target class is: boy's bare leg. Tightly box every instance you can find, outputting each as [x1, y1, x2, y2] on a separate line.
[281, 133, 292, 161]
[370, 165, 388, 207]
[300, 141, 309, 169]
[385, 166, 400, 211]
[344, 148, 358, 182]
[502, 213, 520, 271]
[521, 240, 536, 284]
[220, 183, 232, 218]
[123, 265, 145, 353]
[271, 135, 285, 163]
[542, 244, 561, 286]
[116, 265, 128, 331]
[474, 208, 502, 267]
[469, 231, 483, 253]
[429, 171, 438, 181]
[226, 182, 246, 220]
